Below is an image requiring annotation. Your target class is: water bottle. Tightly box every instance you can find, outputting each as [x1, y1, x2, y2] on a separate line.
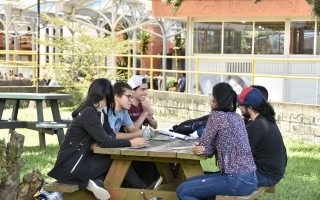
[142, 124, 151, 139]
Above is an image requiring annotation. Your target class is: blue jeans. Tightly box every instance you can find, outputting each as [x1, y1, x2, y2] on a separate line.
[256, 171, 280, 187]
[176, 171, 257, 200]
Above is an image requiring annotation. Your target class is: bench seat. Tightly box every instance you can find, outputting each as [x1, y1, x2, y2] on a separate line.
[36, 122, 67, 129]
[215, 186, 275, 200]
[43, 182, 96, 200]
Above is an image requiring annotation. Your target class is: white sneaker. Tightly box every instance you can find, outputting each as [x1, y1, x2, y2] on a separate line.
[86, 179, 110, 200]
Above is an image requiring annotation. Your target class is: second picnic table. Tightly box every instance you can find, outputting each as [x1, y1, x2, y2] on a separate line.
[0, 92, 72, 150]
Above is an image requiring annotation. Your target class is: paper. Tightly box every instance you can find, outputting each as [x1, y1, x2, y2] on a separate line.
[158, 130, 189, 140]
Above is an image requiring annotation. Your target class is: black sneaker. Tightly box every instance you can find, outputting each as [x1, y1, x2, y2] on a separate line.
[147, 176, 163, 190]
[86, 179, 110, 200]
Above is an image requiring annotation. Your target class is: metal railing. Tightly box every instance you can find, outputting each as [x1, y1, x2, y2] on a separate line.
[1, 50, 320, 104]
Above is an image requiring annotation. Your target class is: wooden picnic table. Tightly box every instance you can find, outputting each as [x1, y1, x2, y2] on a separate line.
[94, 135, 205, 200]
[0, 92, 72, 150]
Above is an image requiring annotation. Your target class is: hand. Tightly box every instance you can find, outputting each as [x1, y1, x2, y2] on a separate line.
[130, 138, 150, 147]
[192, 145, 205, 155]
[142, 99, 151, 113]
[90, 143, 99, 151]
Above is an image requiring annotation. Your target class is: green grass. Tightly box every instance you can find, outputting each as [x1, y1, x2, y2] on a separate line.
[1, 107, 320, 199]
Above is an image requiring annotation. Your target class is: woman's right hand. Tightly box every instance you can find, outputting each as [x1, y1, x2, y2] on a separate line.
[130, 138, 150, 147]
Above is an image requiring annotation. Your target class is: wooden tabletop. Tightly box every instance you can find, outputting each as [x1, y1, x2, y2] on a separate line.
[94, 135, 205, 161]
[0, 93, 72, 100]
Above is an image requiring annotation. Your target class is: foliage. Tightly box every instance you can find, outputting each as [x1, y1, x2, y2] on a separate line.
[162, 0, 184, 14]
[39, 15, 132, 105]
[138, 31, 152, 55]
[307, 0, 320, 17]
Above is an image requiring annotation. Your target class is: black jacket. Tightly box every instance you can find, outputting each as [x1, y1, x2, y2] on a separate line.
[246, 114, 287, 182]
[48, 104, 131, 189]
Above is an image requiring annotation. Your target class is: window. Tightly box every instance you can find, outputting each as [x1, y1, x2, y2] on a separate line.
[290, 21, 315, 54]
[254, 22, 285, 54]
[193, 22, 222, 54]
[224, 22, 253, 54]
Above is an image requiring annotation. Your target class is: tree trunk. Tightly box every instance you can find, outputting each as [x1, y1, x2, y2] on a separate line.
[0, 131, 44, 200]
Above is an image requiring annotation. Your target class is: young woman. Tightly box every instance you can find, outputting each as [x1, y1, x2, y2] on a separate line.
[176, 82, 257, 200]
[48, 78, 149, 200]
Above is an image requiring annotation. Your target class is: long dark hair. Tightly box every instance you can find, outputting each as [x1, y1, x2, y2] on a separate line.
[252, 102, 276, 123]
[212, 82, 237, 112]
[80, 78, 114, 111]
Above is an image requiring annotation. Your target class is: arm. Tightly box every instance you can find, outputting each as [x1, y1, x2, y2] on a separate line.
[198, 113, 218, 157]
[116, 128, 142, 140]
[146, 114, 158, 129]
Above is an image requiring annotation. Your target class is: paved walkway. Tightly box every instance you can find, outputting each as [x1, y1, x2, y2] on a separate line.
[156, 116, 179, 130]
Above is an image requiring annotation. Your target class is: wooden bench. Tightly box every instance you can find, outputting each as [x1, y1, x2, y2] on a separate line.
[43, 182, 96, 200]
[215, 186, 275, 200]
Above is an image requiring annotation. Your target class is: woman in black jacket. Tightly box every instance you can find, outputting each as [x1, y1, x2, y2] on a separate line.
[48, 78, 149, 200]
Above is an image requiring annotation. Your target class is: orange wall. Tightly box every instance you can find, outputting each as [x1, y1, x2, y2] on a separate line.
[152, 0, 312, 18]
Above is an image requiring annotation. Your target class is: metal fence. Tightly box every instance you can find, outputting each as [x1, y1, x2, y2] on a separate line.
[1, 50, 320, 105]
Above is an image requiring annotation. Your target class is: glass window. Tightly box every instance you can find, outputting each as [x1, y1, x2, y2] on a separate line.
[193, 22, 222, 54]
[290, 21, 315, 54]
[224, 22, 253, 54]
[254, 22, 285, 54]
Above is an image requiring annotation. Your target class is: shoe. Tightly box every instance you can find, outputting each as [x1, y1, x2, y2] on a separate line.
[86, 179, 110, 200]
[147, 176, 163, 190]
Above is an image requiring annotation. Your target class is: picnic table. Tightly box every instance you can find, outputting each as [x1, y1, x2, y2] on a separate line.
[0, 92, 72, 150]
[94, 134, 205, 200]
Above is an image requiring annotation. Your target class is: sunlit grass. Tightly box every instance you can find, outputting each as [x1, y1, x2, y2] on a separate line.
[1, 107, 319, 199]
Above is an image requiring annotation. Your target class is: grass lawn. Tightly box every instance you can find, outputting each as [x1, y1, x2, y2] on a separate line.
[1, 107, 320, 200]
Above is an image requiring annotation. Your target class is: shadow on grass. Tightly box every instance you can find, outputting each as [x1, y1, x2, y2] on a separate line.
[21, 144, 60, 182]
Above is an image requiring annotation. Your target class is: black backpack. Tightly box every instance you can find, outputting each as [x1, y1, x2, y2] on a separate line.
[170, 115, 209, 137]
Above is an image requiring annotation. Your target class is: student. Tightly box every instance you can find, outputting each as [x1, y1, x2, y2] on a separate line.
[48, 78, 149, 200]
[176, 82, 257, 199]
[106, 81, 142, 139]
[237, 87, 287, 187]
[178, 73, 186, 92]
[127, 75, 158, 129]
[243, 85, 269, 124]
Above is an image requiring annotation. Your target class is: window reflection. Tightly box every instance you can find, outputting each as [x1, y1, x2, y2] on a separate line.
[224, 22, 253, 54]
[193, 22, 222, 54]
[290, 21, 315, 54]
[254, 22, 285, 54]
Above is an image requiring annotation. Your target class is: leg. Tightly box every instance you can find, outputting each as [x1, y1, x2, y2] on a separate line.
[256, 171, 279, 187]
[124, 165, 147, 189]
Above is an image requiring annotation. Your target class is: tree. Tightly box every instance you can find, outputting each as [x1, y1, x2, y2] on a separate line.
[39, 15, 131, 105]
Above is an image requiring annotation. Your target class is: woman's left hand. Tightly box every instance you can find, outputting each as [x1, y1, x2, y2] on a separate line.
[90, 143, 99, 151]
[192, 145, 205, 155]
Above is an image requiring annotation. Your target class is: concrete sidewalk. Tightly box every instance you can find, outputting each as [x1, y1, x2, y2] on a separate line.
[155, 116, 179, 130]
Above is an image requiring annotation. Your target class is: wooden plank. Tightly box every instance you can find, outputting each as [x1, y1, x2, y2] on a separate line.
[43, 182, 79, 193]
[215, 187, 268, 200]
[63, 190, 96, 200]
[104, 159, 132, 187]
[36, 122, 66, 129]
[107, 187, 178, 200]
[180, 162, 204, 179]
[0, 93, 72, 100]
[156, 162, 175, 183]
[0, 121, 27, 129]
[94, 147, 122, 155]
[265, 186, 275, 193]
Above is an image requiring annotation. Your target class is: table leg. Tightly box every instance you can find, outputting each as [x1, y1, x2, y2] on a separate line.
[36, 100, 46, 150]
[11, 100, 20, 121]
[104, 159, 132, 188]
[50, 100, 65, 144]
[156, 162, 174, 183]
[181, 162, 204, 179]
[0, 99, 5, 119]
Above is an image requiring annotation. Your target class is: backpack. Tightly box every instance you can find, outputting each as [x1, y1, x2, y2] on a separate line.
[170, 115, 209, 137]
